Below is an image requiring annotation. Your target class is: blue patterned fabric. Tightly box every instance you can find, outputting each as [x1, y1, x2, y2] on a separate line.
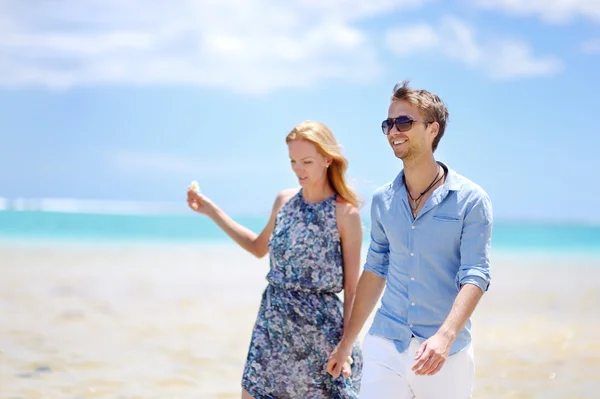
[242, 190, 362, 399]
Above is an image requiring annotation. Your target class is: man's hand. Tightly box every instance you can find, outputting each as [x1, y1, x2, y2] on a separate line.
[326, 342, 353, 379]
[412, 333, 453, 376]
[341, 360, 352, 379]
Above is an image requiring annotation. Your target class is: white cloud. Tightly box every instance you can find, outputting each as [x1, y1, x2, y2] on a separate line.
[0, 0, 430, 94]
[483, 41, 563, 78]
[385, 24, 439, 54]
[111, 151, 212, 176]
[473, 0, 600, 24]
[386, 16, 563, 79]
[109, 150, 286, 179]
[581, 38, 600, 54]
[437, 18, 484, 65]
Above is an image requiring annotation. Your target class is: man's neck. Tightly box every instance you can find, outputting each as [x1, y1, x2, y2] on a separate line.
[402, 156, 440, 194]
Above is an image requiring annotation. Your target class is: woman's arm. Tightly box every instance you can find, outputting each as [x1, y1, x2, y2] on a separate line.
[187, 187, 298, 258]
[335, 200, 363, 330]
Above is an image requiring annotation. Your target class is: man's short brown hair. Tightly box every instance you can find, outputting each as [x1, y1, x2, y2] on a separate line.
[391, 81, 449, 152]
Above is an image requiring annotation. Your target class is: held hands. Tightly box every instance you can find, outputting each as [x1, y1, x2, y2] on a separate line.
[326, 342, 353, 379]
[412, 332, 453, 376]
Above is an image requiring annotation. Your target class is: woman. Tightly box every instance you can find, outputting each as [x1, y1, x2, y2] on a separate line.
[187, 120, 363, 398]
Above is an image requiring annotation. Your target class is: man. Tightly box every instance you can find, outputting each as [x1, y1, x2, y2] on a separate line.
[326, 81, 493, 398]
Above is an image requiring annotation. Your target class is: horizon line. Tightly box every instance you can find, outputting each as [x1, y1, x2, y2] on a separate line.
[1, 196, 599, 226]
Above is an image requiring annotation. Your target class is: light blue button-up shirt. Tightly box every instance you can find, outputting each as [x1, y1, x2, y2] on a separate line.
[365, 162, 493, 355]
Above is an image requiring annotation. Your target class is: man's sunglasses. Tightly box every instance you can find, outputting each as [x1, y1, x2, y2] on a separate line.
[381, 116, 432, 135]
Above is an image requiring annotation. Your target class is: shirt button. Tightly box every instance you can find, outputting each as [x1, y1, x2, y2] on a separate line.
[411, 302, 415, 306]
[411, 225, 415, 229]
[411, 277, 415, 281]
[409, 324, 414, 328]
[410, 253, 414, 256]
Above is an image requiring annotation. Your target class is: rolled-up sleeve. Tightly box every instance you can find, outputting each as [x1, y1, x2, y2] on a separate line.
[364, 194, 390, 278]
[456, 193, 493, 293]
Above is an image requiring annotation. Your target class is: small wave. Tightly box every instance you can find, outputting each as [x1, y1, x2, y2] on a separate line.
[2, 197, 186, 215]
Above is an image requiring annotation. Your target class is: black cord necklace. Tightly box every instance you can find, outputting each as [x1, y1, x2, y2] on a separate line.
[403, 165, 446, 214]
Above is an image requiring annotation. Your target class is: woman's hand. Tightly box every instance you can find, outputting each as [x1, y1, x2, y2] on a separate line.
[187, 187, 215, 216]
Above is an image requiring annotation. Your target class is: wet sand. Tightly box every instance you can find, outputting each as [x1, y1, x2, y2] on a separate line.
[1, 243, 598, 398]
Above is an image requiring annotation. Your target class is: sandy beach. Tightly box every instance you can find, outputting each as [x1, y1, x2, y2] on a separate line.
[1, 242, 599, 399]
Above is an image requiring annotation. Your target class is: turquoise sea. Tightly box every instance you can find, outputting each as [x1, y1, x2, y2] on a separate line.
[1, 210, 599, 253]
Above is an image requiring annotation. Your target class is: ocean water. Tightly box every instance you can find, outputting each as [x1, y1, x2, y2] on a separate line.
[0, 210, 599, 253]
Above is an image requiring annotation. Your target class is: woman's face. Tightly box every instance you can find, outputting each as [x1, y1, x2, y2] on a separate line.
[288, 139, 331, 187]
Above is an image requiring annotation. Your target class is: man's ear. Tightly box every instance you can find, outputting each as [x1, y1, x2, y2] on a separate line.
[429, 121, 440, 140]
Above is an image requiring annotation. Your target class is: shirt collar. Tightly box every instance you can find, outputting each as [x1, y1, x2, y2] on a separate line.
[393, 161, 462, 192]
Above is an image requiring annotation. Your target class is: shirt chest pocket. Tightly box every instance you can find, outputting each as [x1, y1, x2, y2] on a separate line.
[427, 213, 462, 254]
[432, 214, 461, 222]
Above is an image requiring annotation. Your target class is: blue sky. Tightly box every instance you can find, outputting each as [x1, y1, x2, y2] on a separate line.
[0, 0, 599, 222]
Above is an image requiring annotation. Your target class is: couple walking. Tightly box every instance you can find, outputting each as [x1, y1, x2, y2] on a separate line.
[187, 81, 493, 399]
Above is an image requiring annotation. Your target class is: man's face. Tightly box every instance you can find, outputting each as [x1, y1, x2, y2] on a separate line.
[385, 100, 437, 161]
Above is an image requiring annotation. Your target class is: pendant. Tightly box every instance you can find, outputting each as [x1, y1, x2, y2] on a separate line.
[411, 200, 418, 211]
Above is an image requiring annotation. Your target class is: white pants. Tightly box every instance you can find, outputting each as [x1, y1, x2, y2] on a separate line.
[359, 334, 475, 399]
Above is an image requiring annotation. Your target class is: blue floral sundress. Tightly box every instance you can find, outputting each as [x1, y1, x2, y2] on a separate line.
[241, 190, 362, 398]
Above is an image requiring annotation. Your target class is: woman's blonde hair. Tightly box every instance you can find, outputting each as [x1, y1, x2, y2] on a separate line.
[286, 121, 361, 208]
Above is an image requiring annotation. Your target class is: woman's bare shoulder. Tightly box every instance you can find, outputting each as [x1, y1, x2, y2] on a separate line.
[273, 187, 301, 209]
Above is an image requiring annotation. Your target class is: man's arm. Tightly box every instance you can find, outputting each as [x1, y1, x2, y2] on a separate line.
[412, 194, 493, 376]
[327, 271, 386, 378]
[412, 284, 483, 375]
[437, 285, 483, 342]
[326, 196, 390, 379]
